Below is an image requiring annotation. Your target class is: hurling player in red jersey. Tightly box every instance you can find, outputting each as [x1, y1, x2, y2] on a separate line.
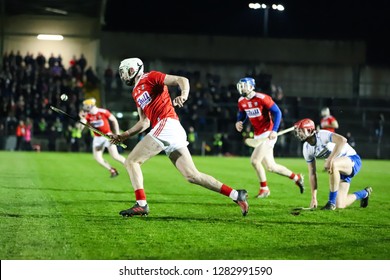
[320, 107, 339, 132]
[109, 58, 249, 217]
[235, 77, 304, 198]
[79, 98, 125, 178]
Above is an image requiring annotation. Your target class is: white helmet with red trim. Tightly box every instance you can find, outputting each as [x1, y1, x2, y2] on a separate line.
[118, 58, 144, 86]
[294, 118, 316, 141]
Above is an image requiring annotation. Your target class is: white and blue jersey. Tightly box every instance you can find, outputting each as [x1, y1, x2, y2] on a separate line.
[303, 130, 361, 183]
[303, 130, 357, 162]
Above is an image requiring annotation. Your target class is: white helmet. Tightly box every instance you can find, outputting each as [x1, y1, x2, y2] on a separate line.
[321, 107, 330, 117]
[118, 58, 144, 86]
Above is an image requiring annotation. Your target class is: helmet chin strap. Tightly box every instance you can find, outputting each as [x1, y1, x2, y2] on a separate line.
[128, 75, 140, 87]
[305, 132, 317, 145]
[126, 63, 143, 86]
[125, 79, 134, 86]
[245, 91, 255, 99]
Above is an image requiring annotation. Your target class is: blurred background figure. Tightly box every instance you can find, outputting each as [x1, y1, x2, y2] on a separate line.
[22, 118, 33, 151]
[0, 123, 6, 150]
[104, 64, 114, 95]
[187, 126, 198, 154]
[213, 132, 223, 156]
[346, 131, 356, 148]
[68, 123, 83, 152]
[375, 113, 385, 158]
[48, 125, 57, 151]
[319, 107, 339, 132]
[15, 120, 25, 151]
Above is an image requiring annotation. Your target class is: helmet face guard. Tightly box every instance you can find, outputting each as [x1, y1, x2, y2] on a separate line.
[237, 77, 255, 97]
[119, 58, 144, 86]
[294, 118, 315, 141]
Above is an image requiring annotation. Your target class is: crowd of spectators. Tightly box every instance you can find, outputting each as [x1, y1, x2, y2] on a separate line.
[166, 68, 294, 155]
[0, 51, 325, 156]
[0, 50, 98, 151]
[2, 53, 384, 157]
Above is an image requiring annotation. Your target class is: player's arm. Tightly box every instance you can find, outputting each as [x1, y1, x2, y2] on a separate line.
[164, 74, 190, 108]
[319, 118, 326, 129]
[110, 107, 150, 144]
[108, 114, 121, 135]
[122, 107, 150, 138]
[308, 160, 318, 208]
[325, 132, 347, 173]
[77, 111, 87, 131]
[235, 110, 247, 132]
[330, 118, 339, 129]
[268, 103, 282, 139]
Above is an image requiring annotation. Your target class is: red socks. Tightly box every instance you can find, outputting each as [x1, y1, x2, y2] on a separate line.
[220, 184, 233, 196]
[135, 189, 146, 200]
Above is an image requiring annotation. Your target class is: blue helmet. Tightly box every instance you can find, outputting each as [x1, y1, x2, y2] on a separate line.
[237, 77, 256, 96]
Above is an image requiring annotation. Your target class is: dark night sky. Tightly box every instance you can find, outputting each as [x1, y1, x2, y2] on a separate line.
[104, 0, 390, 65]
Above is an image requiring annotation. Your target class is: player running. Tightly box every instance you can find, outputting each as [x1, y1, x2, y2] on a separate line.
[109, 57, 248, 217]
[294, 118, 372, 210]
[79, 98, 126, 178]
[235, 77, 304, 198]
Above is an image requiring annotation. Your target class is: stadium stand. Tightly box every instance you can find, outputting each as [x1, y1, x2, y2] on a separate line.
[1, 52, 389, 158]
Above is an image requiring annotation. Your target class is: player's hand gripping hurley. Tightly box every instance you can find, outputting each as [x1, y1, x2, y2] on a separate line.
[50, 106, 127, 149]
[244, 126, 295, 148]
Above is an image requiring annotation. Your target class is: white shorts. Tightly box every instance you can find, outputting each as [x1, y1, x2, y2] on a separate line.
[149, 118, 189, 156]
[92, 135, 111, 149]
[254, 131, 277, 148]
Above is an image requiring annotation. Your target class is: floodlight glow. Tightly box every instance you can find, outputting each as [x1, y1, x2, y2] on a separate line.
[272, 4, 284, 10]
[37, 34, 64, 41]
[249, 3, 261, 9]
[249, 2, 285, 37]
[249, 3, 271, 9]
[116, 112, 123, 119]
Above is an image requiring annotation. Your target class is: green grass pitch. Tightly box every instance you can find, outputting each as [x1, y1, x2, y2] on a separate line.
[0, 151, 389, 260]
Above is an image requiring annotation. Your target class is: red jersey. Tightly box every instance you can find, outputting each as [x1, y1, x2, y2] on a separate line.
[238, 92, 275, 136]
[85, 108, 112, 136]
[132, 71, 178, 128]
[320, 115, 337, 132]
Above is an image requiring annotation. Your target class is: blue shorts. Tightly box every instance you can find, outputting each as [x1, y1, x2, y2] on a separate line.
[340, 154, 361, 183]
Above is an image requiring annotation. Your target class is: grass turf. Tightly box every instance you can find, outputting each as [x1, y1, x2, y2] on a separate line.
[0, 151, 389, 260]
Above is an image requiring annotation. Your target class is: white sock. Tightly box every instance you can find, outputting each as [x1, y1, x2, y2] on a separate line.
[137, 200, 147, 206]
[229, 190, 238, 200]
